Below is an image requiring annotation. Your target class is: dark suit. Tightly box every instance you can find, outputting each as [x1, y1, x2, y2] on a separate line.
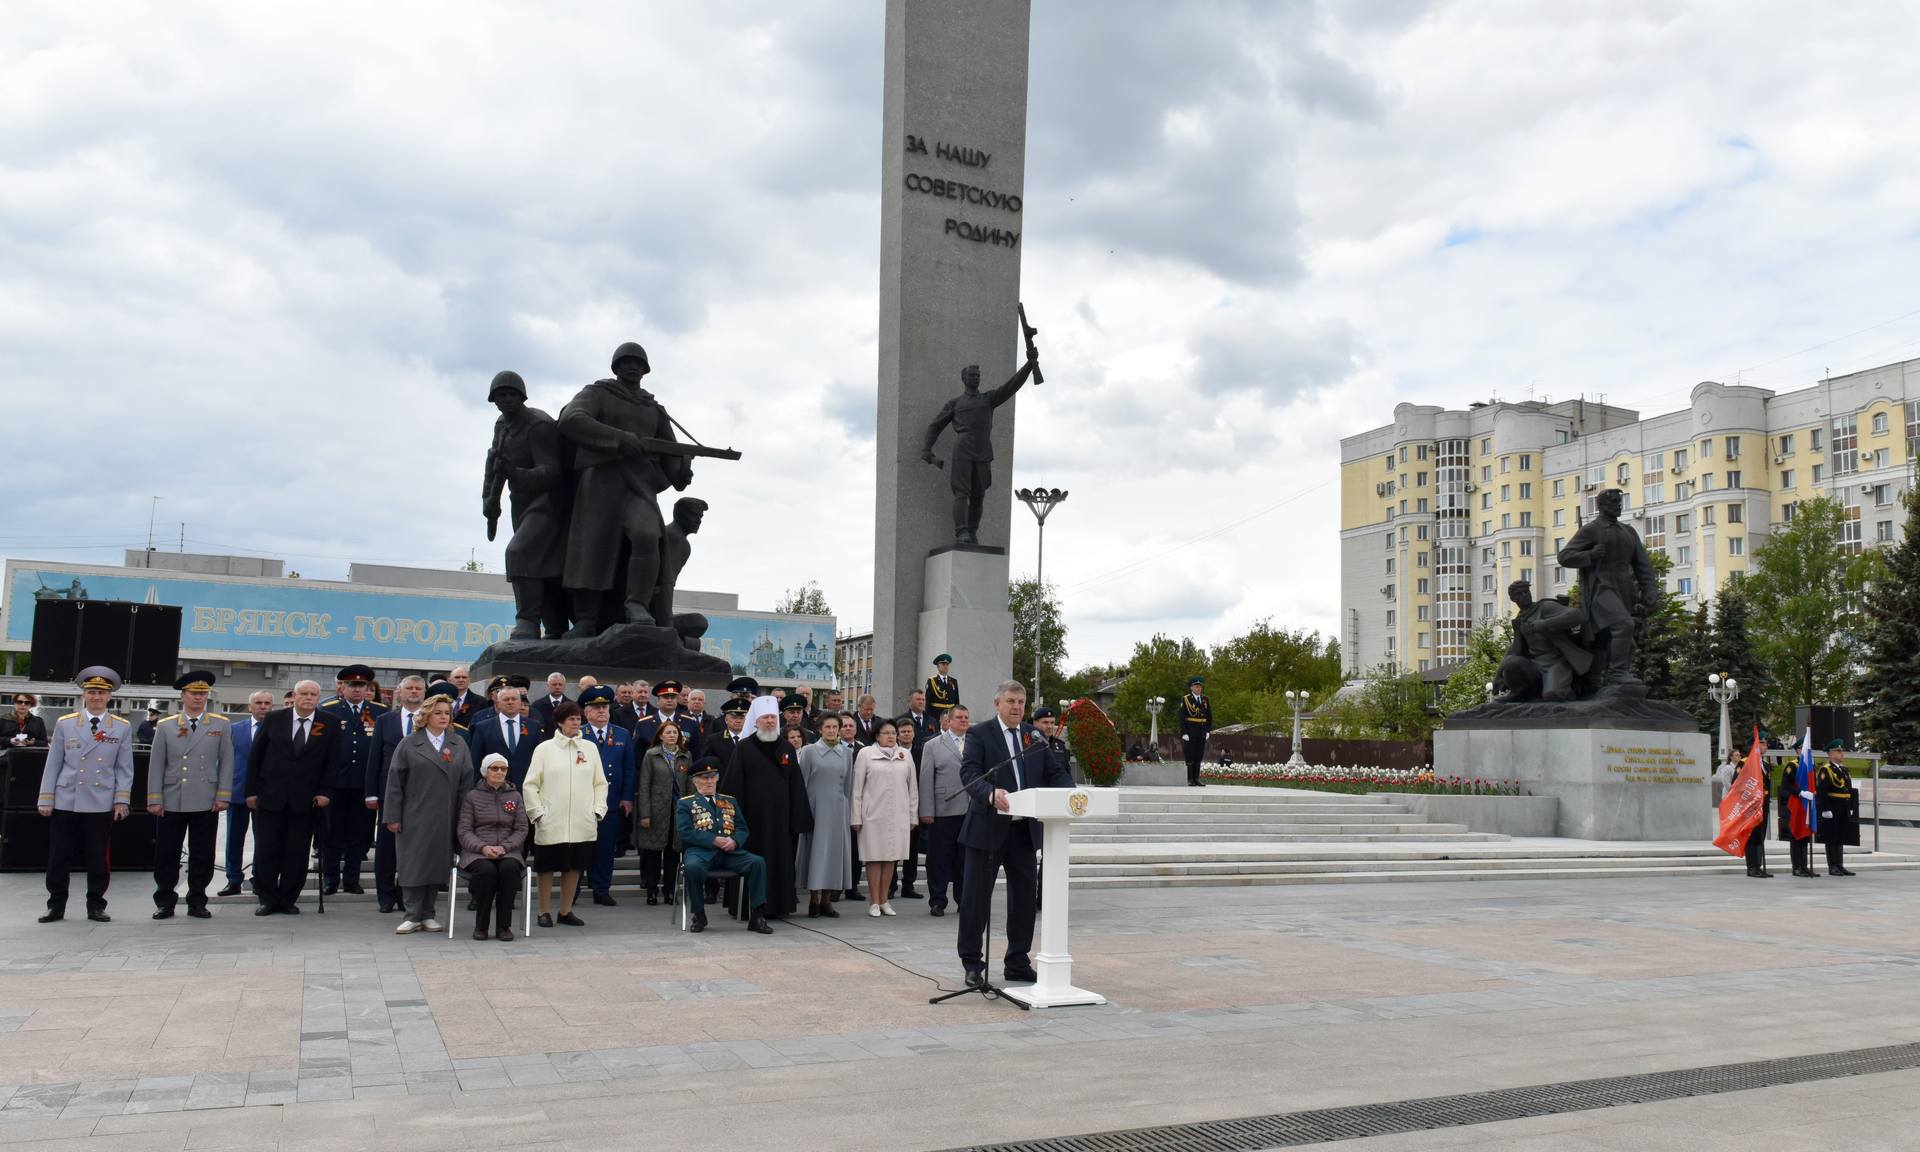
[226, 714, 263, 887]
[466, 711, 544, 789]
[449, 689, 487, 725]
[529, 694, 570, 730]
[634, 710, 703, 763]
[318, 697, 384, 890]
[245, 708, 343, 911]
[610, 701, 643, 732]
[955, 718, 1073, 974]
[366, 708, 418, 909]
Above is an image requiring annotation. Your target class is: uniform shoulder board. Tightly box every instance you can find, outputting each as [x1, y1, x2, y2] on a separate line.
[207, 712, 227, 720]
[453, 722, 469, 731]
[163, 714, 183, 723]
[108, 714, 129, 726]
[320, 697, 340, 706]
[59, 711, 81, 721]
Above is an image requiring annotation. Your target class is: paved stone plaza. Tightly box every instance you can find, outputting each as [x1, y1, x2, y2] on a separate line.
[3, 836, 1920, 1151]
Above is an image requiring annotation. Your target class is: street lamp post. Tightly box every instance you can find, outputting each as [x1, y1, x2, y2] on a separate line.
[1015, 487, 1069, 707]
[1707, 672, 1740, 767]
[1145, 696, 1165, 754]
[1283, 690, 1309, 767]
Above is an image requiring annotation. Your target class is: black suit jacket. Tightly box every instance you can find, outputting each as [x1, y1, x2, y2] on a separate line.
[958, 720, 1074, 852]
[529, 694, 570, 729]
[247, 707, 344, 813]
[366, 709, 415, 806]
[466, 711, 545, 789]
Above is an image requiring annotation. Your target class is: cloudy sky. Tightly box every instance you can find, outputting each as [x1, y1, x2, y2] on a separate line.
[4, 1, 1917, 670]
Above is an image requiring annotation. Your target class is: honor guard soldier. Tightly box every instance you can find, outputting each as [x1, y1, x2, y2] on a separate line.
[38, 667, 136, 923]
[1816, 739, 1860, 877]
[319, 664, 387, 894]
[1179, 675, 1213, 787]
[926, 655, 959, 719]
[145, 671, 234, 918]
[674, 758, 772, 934]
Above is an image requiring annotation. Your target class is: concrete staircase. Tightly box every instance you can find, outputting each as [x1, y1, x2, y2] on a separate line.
[1064, 786, 1920, 888]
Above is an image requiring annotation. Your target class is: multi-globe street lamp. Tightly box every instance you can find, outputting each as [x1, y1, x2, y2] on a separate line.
[1015, 486, 1069, 708]
[1283, 689, 1309, 767]
[1707, 672, 1740, 767]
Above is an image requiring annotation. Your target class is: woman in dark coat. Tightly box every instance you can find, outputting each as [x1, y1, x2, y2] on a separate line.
[719, 696, 813, 919]
[634, 720, 689, 905]
[2, 693, 48, 750]
[460, 754, 529, 940]
[383, 687, 472, 932]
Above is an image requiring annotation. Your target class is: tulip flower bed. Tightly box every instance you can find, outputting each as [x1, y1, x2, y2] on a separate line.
[1198, 762, 1527, 796]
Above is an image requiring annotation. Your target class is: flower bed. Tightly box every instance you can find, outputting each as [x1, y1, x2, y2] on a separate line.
[1199, 762, 1528, 796]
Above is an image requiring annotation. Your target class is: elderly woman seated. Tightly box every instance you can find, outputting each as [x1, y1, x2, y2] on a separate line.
[460, 753, 529, 941]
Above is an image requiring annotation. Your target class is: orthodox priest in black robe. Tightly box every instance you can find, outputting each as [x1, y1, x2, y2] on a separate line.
[720, 696, 813, 918]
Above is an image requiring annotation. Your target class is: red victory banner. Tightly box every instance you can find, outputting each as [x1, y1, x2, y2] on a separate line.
[1713, 729, 1768, 856]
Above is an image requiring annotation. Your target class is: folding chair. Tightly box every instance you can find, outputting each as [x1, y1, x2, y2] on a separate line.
[670, 859, 747, 931]
[447, 862, 534, 940]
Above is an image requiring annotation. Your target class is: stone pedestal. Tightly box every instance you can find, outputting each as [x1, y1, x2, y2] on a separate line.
[1434, 726, 1713, 841]
[918, 546, 1012, 718]
[471, 622, 731, 692]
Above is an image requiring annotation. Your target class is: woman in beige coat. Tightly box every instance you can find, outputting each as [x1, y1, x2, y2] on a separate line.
[521, 701, 607, 927]
[851, 718, 917, 918]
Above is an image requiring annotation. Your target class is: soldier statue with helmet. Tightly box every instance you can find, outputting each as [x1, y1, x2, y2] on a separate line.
[482, 370, 570, 639]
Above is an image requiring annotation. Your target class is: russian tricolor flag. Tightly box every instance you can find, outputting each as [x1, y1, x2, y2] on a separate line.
[1789, 727, 1819, 840]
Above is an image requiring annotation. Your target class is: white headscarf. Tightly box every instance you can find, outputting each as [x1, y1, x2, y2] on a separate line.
[746, 695, 781, 740]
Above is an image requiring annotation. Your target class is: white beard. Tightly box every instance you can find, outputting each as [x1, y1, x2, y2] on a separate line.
[754, 727, 779, 743]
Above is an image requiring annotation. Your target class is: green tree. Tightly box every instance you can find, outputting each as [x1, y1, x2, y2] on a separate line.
[1858, 485, 1920, 761]
[774, 581, 832, 616]
[1744, 496, 1876, 714]
[1111, 634, 1208, 739]
[1204, 619, 1342, 729]
[1009, 577, 1068, 693]
[1308, 664, 1435, 742]
[1439, 621, 1508, 715]
[1633, 551, 1691, 704]
[1670, 601, 1716, 733]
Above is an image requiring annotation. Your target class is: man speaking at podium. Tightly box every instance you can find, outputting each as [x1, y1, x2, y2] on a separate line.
[956, 679, 1074, 989]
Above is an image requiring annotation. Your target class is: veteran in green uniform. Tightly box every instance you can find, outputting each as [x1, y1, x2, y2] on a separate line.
[674, 757, 772, 934]
[144, 670, 234, 918]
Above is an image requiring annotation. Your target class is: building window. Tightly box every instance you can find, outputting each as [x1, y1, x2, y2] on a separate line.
[1872, 412, 1888, 435]
[1386, 636, 1396, 654]
[1385, 532, 1394, 550]
[1482, 601, 1494, 619]
[1416, 471, 1428, 486]
[1400, 446, 1409, 464]
[1872, 483, 1892, 507]
[1617, 462, 1632, 485]
[1501, 513, 1512, 530]
[1587, 464, 1605, 488]
[1700, 438, 1714, 458]
[1781, 501, 1798, 524]
[1482, 519, 1492, 536]
[1877, 520, 1895, 544]
[1678, 577, 1694, 597]
[1700, 473, 1714, 492]
[1673, 447, 1689, 470]
[1417, 552, 1429, 567]
[1520, 454, 1532, 471]
[1553, 566, 1566, 585]
[1501, 540, 1512, 558]
[1417, 578, 1429, 594]
[1644, 516, 1666, 551]
[1839, 498, 1862, 554]
[1675, 512, 1692, 534]
[1417, 498, 1429, 513]
[1481, 492, 1493, 510]
[1482, 465, 1493, 482]
[1519, 482, 1533, 499]
[1726, 435, 1741, 460]
[1482, 574, 1495, 591]
[1553, 508, 1566, 527]
[1417, 605, 1429, 622]
[1811, 428, 1824, 451]
[1400, 499, 1408, 514]
[1832, 414, 1858, 475]
[1520, 540, 1533, 556]
[1872, 447, 1890, 469]
[1726, 470, 1741, 489]
[1552, 478, 1566, 498]
[1501, 456, 1511, 474]
[1500, 484, 1511, 502]
[1727, 503, 1742, 524]
[1776, 433, 1794, 456]
[1811, 463, 1825, 484]
[1417, 443, 1430, 461]
[1418, 659, 1430, 672]
[1519, 511, 1533, 527]
[1702, 506, 1717, 528]
[1417, 524, 1430, 540]
[1728, 537, 1744, 557]
[1780, 468, 1795, 489]
[1481, 437, 1492, 454]
[1676, 544, 1692, 566]
[1482, 547, 1495, 564]
[1385, 609, 1395, 626]
[1644, 483, 1665, 504]
[1386, 557, 1395, 574]
[1907, 400, 1920, 458]
[1384, 585, 1396, 600]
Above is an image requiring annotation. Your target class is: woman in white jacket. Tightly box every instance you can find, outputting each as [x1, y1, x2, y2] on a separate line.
[521, 701, 607, 927]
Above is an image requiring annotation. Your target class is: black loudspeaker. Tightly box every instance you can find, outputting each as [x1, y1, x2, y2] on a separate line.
[29, 599, 181, 686]
[0, 810, 157, 872]
[1793, 706, 1855, 751]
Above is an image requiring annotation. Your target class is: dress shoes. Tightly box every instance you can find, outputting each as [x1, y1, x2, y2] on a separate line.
[592, 892, 617, 907]
[646, 895, 659, 906]
[747, 912, 773, 934]
[378, 903, 397, 914]
[819, 902, 839, 918]
[38, 910, 64, 924]
[556, 912, 585, 927]
[152, 908, 174, 920]
[537, 913, 554, 928]
[216, 883, 243, 898]
[1003, 966, 1039, 983]
[688, 912, 708, 933]
[929, 905, 946, 917]
[87, 910, 111, 923]
[322, 884, 338, 896]
[1747, 869, 1774, 878]
[342, 883, 365, 895]
[964, 968, 986, 989]
[254, 905, 277, 916]
[496, 927, 514, 942]
[898, 888, 923, 899]
[281, 904, 301, 914]
[1832, 866, 1857, 876]
[473, 928, 490, 941]
[187, 907, 212, 919]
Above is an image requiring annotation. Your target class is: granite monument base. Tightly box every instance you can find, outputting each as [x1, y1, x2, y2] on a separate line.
[919, 545, 1013, 717]
[1434, 725, 1713, 841]
[471, 620, 731, 690]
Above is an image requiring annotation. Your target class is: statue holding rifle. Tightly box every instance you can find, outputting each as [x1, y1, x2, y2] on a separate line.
[482, 371, 571, 639]
[921, 306, 1044, 546]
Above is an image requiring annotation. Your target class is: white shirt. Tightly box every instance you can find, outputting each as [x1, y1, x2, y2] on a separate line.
[999, 720, 1024, 790]
[499, 712, 522, 744]
[401, 709, 417, 737]
[427, 729, 445, 753]
[292, 711, 316, 735]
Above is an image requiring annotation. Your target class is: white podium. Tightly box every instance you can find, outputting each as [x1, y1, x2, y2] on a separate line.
[1000, 786, 1118, 1009]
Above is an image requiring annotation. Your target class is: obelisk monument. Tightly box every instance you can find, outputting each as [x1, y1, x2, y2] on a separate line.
[872, 0, 1031, 714]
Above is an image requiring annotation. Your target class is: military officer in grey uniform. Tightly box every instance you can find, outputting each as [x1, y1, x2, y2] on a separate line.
[144, 670, 235, 919]
[37, 666, 136, 923]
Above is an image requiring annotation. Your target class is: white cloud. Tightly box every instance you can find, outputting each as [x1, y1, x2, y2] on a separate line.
[5, 0, 1918, 676]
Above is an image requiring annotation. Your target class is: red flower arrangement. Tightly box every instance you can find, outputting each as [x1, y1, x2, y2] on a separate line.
[1061, 698, 1123, 787]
